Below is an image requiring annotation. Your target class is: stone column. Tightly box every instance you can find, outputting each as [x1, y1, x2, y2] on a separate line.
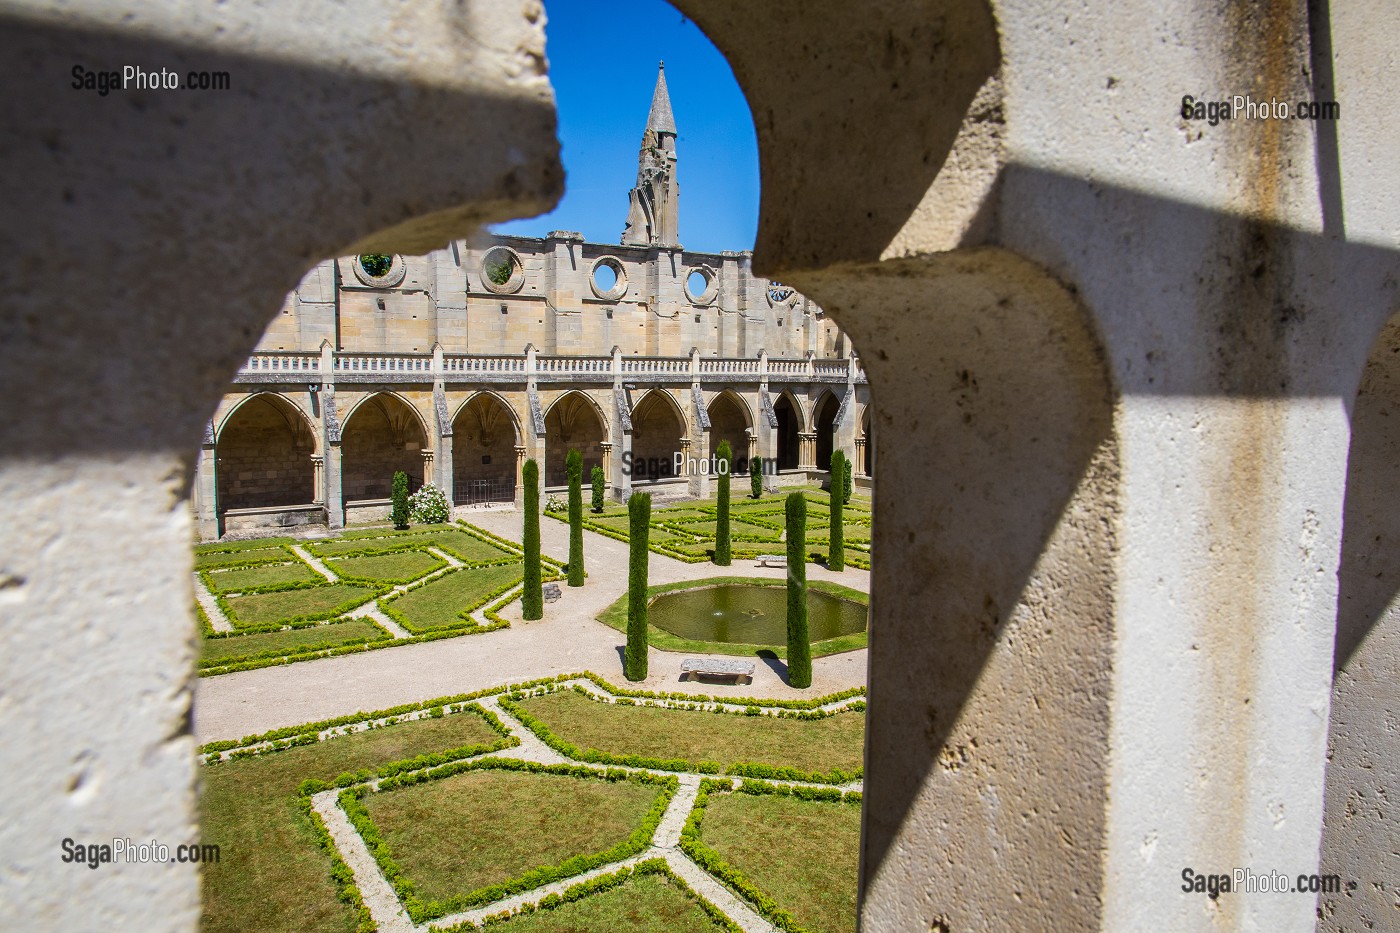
[195, 439, 218, 540]
[853, 438, 867, 478]
[324, 443, 344, 529]
[420, 449, 434, 486]
[513, 445, 527, 509]
[310, 454, 324, 504]
[600, 441, 613, 486]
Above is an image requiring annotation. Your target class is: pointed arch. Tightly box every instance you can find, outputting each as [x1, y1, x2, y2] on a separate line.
[215, 392, 318, 511]
[813, 389, 841, 471]
[772, 390, 804, 471]
[543, 388, 611, 436]
[544, 390, 608, 487]
[452, 391, 523, 504]
[706, 389, 752, 463]
[632, 388, 687, 477]
[215, 390, 318, 449]
[341, 392, 429, 501]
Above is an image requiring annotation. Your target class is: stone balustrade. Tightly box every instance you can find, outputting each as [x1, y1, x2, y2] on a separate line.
[237, 350, 865, 384]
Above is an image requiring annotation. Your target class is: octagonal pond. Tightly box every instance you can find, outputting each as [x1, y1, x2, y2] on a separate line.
[649, 584, 867, 645]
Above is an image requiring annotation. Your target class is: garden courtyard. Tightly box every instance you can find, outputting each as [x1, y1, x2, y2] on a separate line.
[195, 485, 871, 933]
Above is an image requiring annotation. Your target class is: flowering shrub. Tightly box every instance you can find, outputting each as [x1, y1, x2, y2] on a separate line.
[407, 484, 451, 524]
[545, 494, 566, 513]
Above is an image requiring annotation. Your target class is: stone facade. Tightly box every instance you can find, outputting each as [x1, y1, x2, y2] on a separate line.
[194, 65, 868, 536]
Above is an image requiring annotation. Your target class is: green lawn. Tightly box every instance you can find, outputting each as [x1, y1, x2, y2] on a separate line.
[384, 562, 522, 632]
[222, 583, 379, 629]
[702, 791, 860, 933]
[486, 871, 730, 933]
[203, 561, 321, 593]
[361, 769, 664, 904]
[326, 549, 444, 584]
[195, 546, 294, 570]
[516, 690, 865, 776]
[200, 711, 504, 933]
[200, 619, 389, 667]
[311, 528, 516, 563]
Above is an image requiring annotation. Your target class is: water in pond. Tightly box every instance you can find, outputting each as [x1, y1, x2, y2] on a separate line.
[649, 584, 867, 645]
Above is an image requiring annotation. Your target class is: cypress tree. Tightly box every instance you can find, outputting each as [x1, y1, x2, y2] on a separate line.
[843, 457, 853, 504]
[521, 458, 543, 619]
[591, 465, 605, 513]
[566, 450, 584, 586]
[714, 441, 732, 566]
[624, 492, 652, 681]
[828, 450, 846, 571]
[390, 470, 410, 529]
[750, 455, 763, 499]
[785, 492, 811, 687]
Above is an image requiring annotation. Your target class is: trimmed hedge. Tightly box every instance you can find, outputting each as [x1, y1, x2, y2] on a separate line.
[591, 464, 605, 513]
[750, 456, 763, 499]
[785, 493, 812, 688]
[625, 492, 652, 681]
[391, 470, 410, 530]
[341, 758, 678, 923]
[521, 459, 543, 620]
[567, 449, 585, 587]
[828, 450, 846, 571]
[714, 441, 732, 566]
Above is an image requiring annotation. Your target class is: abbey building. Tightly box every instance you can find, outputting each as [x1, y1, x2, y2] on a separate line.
[193, 65, 870, 539]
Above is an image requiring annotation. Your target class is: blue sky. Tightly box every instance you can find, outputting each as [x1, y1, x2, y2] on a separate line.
[490, 0, 760, 254]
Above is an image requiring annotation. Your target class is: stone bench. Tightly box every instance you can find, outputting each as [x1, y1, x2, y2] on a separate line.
[755, 553, 787, 568]
[681, 657, 756, 684]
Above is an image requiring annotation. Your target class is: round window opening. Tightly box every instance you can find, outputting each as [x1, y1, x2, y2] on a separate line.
[685, 267, 718, 305]
[767, 282, 798, 307]
[353, 253, 406, 287]
[359, 254, 392, 278]
[588, 257, 628, 301]
[480, 246, 524, 294]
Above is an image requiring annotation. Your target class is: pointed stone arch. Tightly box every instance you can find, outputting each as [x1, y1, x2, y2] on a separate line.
[214, 392, 318, 512]
[544, 390, 608, 488]
[340, 392, 429, 501]
[452, 391, 523, 504]
[632, 388, 687, 478]
[706, 389, 752, 464]
[771, 389, 804, 471]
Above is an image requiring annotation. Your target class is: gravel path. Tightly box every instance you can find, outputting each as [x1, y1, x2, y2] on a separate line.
[289, 544, 339, 582]
[192, 574, 233, 633]
[194, 511, 869, 744]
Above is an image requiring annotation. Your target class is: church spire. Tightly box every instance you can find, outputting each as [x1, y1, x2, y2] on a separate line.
[645, 61, 676, 136]
[621, 62, 680, 248]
